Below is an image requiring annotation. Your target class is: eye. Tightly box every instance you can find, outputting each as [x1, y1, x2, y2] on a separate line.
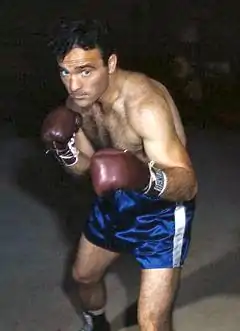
[81, 69, 92, 77]
[60, 69, 69, 77]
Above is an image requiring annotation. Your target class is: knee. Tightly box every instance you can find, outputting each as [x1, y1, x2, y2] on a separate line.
[72, 264, 101, 285]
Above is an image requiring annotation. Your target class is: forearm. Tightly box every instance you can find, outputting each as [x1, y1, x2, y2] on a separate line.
[161, 167, 197, 201]
[144, 164, 197, 202]
[63, 152, 91, 176]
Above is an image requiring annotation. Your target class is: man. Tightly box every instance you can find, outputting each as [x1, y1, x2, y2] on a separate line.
[41, 19, 197, 331]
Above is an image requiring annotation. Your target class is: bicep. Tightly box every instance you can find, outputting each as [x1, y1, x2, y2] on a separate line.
[143, 135, 192, 170]
[130, 100, 192, 170]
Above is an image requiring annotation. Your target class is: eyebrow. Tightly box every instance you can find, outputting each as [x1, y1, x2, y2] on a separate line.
[58, 63, 96, 71]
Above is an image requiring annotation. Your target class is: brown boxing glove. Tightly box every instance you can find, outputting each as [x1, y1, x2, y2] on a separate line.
[90, 148, 151, 196]
[41, 105, 82, 166]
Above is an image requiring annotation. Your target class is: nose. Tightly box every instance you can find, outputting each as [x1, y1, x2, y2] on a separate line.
[69, 74, 82, 93]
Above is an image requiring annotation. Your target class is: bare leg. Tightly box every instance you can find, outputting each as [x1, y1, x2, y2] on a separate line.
[72, 234, 119, 311]
[138, 268, 181, 331]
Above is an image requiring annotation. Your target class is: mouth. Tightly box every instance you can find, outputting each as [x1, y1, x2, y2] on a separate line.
[71, 93, 88, 99]
[73, 96, 87, 100]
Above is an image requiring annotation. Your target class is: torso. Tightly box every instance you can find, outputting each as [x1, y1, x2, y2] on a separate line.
[70, 70, 186, 163]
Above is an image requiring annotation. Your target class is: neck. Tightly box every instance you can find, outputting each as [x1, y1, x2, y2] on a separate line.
[99, 70, 121, 107]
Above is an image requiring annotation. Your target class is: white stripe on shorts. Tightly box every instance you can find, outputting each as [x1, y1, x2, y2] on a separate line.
[173, 204, 187, 267]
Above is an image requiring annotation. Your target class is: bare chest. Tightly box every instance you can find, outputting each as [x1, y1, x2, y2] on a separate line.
[81, 103, 144, 157]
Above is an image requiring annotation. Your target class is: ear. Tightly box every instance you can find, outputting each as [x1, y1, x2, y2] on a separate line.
[108, 54, 117, 74]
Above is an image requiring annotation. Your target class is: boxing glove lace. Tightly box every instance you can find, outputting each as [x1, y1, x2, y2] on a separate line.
[41, 106, 82, 166]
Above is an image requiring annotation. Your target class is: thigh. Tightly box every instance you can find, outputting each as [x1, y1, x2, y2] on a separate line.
[73, 234, 120, 283]
[138, 268, 181, 330]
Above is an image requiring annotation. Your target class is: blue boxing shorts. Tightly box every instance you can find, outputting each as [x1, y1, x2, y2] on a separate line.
[84, 189, 195, 269]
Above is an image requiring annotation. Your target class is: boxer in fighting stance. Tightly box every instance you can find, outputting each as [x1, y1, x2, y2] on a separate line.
[42, 19, 197, 331]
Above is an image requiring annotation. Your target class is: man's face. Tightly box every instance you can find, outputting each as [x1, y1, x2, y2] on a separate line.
[58, 47, 114, 107]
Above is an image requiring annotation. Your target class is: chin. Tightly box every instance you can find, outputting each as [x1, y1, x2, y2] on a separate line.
[74, 98, 94, 108]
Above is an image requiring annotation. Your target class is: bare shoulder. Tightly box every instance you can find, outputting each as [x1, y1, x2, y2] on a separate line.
[123, 71, 165, 99]
[123, 71, 172, 124]
[122, 71, 172, 116]
[122, 70, 186, 145]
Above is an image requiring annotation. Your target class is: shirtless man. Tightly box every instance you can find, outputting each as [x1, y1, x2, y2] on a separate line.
[41, 19, 197, 331]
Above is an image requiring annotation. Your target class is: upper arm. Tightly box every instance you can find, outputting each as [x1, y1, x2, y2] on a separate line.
[128, 90, 192, 170]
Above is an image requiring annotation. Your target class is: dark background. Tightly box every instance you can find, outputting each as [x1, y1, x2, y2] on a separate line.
[1, 0, 240, 138]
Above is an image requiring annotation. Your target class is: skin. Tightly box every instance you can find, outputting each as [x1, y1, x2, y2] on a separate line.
[58, 47, 198, 331]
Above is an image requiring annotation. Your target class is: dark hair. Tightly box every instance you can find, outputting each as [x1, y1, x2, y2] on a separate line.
[49, 19, 116, 65]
